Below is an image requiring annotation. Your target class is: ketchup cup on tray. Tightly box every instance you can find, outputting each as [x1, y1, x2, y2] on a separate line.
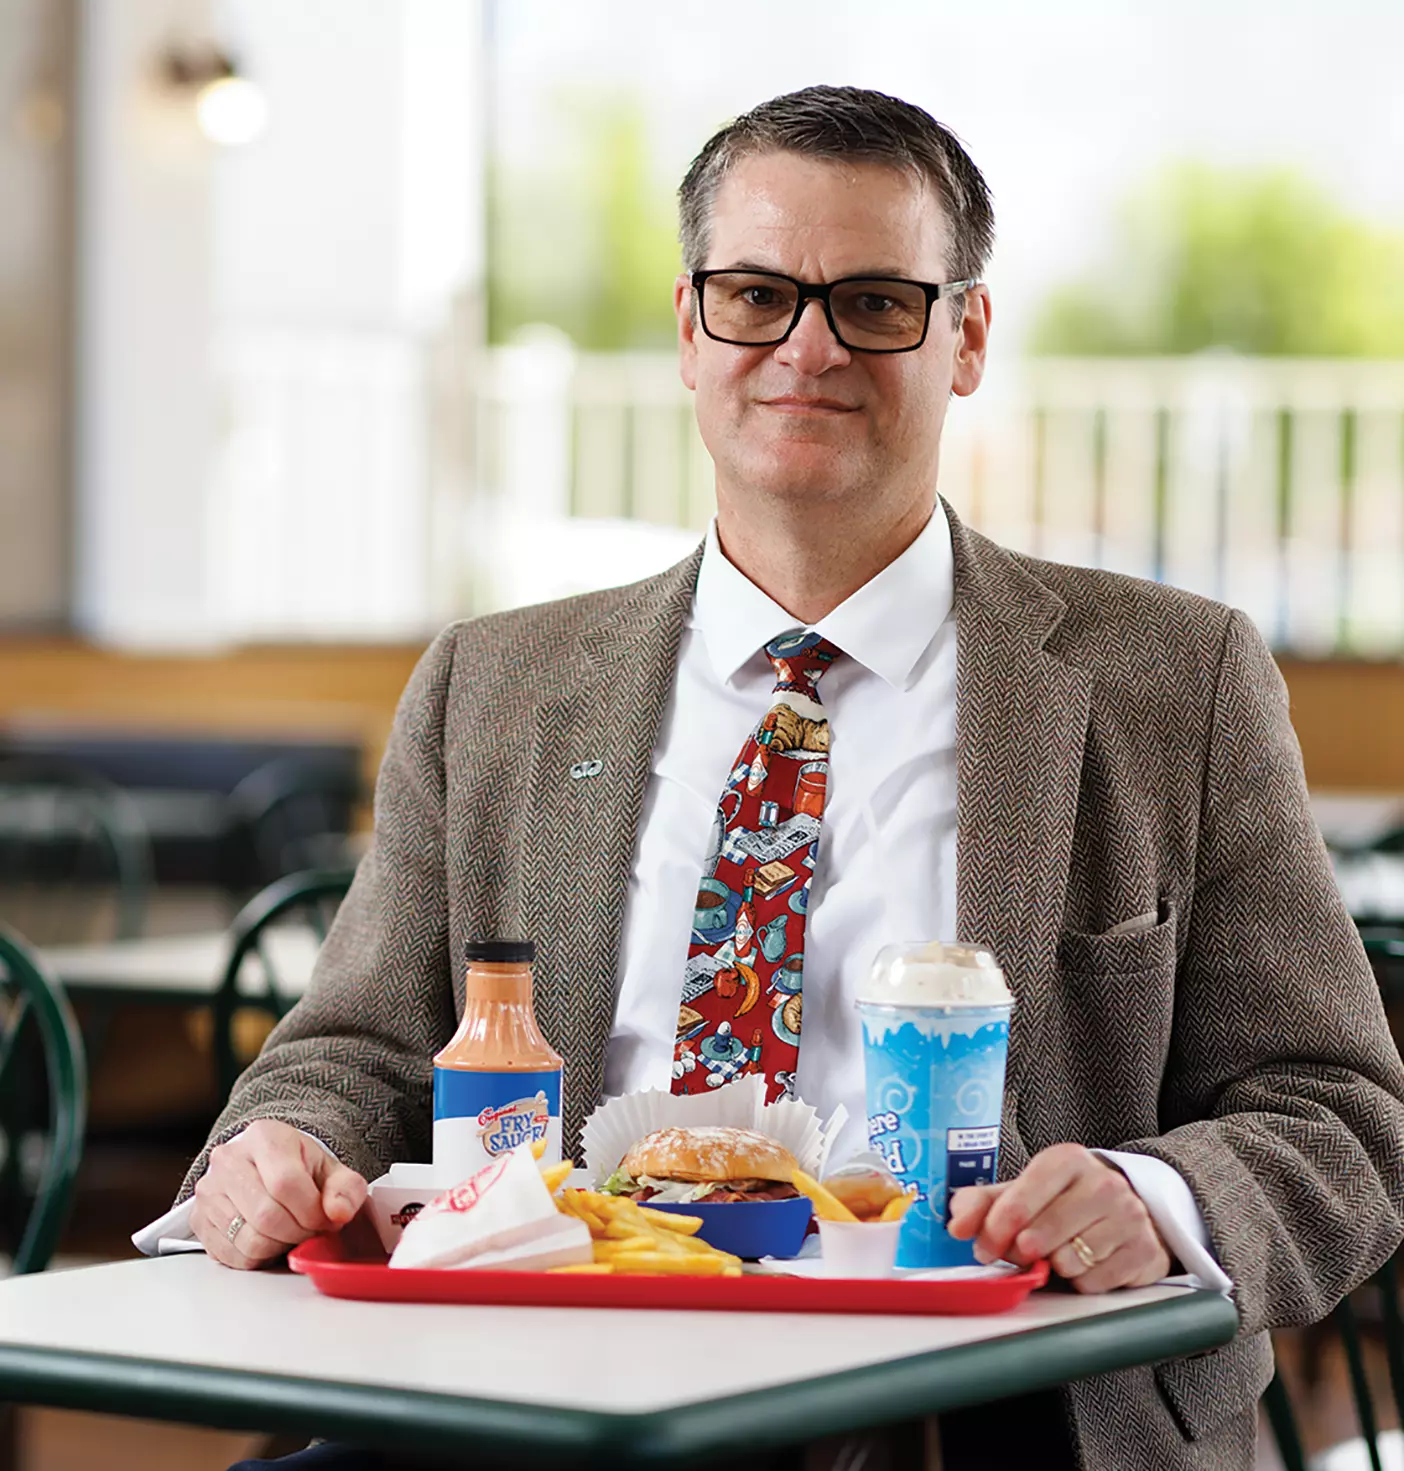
[795, 1158, 915, 1278]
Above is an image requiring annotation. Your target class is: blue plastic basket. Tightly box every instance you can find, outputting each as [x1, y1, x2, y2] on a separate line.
[643, 1195, 814, 1259]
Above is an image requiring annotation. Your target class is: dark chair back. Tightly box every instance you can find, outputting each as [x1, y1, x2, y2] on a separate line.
[220, 757, 362, 899]
[0, 926, 88, 1275]
[1265, 1258, 1404, 1471]
[212, 869, 355, 1101]
[0, 756, 153, 944]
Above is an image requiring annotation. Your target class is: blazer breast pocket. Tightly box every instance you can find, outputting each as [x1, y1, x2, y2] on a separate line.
[1049, 901, 1179, 1136]
[1057, 899, 1178, 978]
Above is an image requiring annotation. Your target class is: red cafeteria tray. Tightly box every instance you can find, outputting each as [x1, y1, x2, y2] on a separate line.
[287, 1233, 1049, 1316]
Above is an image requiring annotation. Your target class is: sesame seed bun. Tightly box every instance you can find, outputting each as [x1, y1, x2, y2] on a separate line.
[622, 1126, 798, 1184]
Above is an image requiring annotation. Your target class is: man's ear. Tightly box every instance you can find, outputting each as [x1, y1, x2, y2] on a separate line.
[675, 273, 698, 391]
[951, 284, 992, 399]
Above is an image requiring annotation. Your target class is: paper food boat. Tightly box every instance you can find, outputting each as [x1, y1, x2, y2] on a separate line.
[382, 1144, 591, 1271]
[579, 1076, 847, 1260]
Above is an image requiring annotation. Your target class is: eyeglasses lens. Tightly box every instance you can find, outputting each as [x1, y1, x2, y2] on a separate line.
[700, 273, 929, 350]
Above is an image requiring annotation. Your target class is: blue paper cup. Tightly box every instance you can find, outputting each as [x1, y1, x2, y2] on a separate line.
[858, 957, 1011, 1269]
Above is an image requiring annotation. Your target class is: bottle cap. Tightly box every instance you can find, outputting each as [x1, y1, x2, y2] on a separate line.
[463, 940, 535, 964]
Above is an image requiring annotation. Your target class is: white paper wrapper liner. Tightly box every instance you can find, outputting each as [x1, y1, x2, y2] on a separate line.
[581, 1075, 846, 1184]
[390, 1143, 563, 1270]
[446, 1215, 591, 1272]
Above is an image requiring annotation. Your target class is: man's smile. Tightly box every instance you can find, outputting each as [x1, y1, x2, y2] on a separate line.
[757, 395, 858, 415]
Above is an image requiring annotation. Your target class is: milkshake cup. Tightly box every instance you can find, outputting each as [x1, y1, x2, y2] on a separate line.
[856, 942, 1013, 1269]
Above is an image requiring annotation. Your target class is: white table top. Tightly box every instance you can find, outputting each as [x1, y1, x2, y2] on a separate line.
[42, 928, 320, 1000]
[0, 1253, 1205, 1416]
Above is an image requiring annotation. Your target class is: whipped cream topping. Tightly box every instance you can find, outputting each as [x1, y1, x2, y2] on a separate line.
[858, 941, 1013, 1007]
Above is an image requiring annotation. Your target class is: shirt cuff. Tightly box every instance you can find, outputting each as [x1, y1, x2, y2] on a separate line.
[130, 1128, 339, 1257]
[1093, 1149, 1233, 1295]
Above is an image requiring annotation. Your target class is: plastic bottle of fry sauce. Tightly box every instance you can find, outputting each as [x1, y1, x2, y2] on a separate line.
[432, 941, 563, 1179]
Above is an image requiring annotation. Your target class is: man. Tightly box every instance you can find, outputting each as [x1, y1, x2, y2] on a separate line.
[141, 88, 1404, 1469]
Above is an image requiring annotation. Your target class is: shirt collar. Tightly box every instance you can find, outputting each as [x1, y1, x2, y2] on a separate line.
[692, 501, 955, 692]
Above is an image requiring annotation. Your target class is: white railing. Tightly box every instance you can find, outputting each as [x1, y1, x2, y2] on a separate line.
[478, 344, 1404, 655]
[211, 327, 1404, 654]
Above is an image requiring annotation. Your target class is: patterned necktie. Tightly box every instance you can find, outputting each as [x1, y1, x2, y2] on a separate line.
[673, 630, 841, 1103]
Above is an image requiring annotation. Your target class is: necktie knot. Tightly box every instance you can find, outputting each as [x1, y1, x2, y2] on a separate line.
[764, 629, 842, 696]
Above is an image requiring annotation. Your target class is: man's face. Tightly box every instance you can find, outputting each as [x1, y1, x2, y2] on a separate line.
[676, 151, 990, 519]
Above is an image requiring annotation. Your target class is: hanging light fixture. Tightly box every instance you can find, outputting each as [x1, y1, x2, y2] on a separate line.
[157, 42, 268, 147]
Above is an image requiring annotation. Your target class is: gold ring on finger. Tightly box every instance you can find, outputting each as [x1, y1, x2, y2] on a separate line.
[1069, 1233, 1098, 1270]
[1065, 1235, 1100, 1270]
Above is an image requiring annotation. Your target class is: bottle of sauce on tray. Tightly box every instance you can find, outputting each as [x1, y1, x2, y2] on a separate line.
[433, 940, 563, 1179]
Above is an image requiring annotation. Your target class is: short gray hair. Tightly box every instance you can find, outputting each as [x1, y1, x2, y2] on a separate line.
[678, 86, 994, 323]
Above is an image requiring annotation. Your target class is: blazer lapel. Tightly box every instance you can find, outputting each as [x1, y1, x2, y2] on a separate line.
[947, 501, 1091, 1142]
[518, 547, 702, 1153]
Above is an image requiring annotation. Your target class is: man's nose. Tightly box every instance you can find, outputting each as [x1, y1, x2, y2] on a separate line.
[773, 298, 850, 373]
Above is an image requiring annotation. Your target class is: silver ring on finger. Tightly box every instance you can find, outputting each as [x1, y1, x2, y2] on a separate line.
[1069, 1233, 1098, 1270]
[226, 1213, 246, 1244]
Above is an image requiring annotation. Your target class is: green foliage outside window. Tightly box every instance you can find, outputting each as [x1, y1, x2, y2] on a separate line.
[488, 97, 681, 349]
[1030, 164, 1401, 358]
[1031, 163, 1404, 357]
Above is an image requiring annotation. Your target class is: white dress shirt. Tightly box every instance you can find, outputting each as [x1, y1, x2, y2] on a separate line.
[136, 503, 1230, 1291]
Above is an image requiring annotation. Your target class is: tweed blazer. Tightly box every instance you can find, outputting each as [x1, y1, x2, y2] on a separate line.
[182, 502, 1404, 1470]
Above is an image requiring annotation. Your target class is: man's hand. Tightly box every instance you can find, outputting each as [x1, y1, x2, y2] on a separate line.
[947, 1143, 1172, 1293]
[190, 1120, 368, 1270]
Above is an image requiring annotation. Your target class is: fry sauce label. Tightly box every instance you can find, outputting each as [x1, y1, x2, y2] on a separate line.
[477, 1094, 551, 1154]
[433, 1066, 563, 1170]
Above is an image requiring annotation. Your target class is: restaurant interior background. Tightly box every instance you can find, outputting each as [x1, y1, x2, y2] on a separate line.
[1, 0, 1403, 1466]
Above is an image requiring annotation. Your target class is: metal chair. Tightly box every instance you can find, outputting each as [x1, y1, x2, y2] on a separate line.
[212, 869, 355, 1101]
[0, 926, 88, 1276]
[0, 756, 153, 944]
[219, 756, 362, 900]
[1265, 1258, 1404, 1471]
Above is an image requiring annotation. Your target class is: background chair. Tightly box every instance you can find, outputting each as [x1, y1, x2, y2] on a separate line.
[211, 869, 355, 1101]
[218, 756, 362, 902]
[0, 927, 88, 1276]
[0, 755, 153, 945]
[1265, 1259, 1404, 1471]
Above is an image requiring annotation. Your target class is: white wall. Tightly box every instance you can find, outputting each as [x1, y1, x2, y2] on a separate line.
[73, 0, 486, 647]
[74, 0, 217, 646]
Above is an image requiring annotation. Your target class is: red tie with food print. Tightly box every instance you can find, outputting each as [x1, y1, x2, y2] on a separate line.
[673, 630, 841, 1103]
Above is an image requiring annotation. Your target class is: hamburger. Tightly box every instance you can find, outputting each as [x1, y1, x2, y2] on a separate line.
[599, 1125, 803, 1204]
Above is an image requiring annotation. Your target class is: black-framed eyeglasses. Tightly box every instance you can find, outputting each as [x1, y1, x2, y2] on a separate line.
[691, 268, 977, 354]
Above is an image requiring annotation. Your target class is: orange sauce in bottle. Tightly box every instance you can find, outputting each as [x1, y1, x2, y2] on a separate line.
[432, 941, 563, 1175]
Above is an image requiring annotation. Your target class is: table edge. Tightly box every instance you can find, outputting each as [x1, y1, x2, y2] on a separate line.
[0, 1290, 1239, 1467]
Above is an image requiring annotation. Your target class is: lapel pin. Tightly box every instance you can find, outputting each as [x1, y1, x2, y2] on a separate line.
[569, 759, 605, 780]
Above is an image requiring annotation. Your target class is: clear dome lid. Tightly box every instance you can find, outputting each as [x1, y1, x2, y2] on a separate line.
[857, 941, 1012, 1007]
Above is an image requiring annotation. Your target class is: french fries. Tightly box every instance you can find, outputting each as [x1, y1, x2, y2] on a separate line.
[637, 1206, 703, 1236]
[529, 1135, 548, 1161]
[878, 1190, 916, 1223]
[791, 1168, 859, 1223]
[538, 1160, 573, 1194]
[556, 1188, 742, 1276]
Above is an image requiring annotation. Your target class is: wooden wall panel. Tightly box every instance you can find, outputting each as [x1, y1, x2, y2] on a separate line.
[0, 641, 1398, 795]
[1277, 658, 1404, 793]
[0, 639, 428, 795]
